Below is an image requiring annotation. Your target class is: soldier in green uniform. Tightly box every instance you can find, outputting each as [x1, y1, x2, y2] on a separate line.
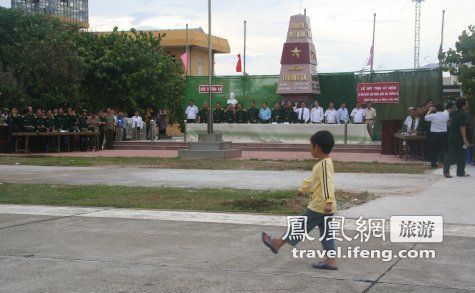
[224, 104, 235, 123]
[7, 108, 24, 152]
[23, 106, 36, 132]
[272, 102, 283, 123]
[198, 103, 209, 124]
[443, 98, 471, 178]
[54, 108, 66, 131]
[235, 103, 247, 124]
[78, 109, 90, 131]
[282, 100, 296, 123]
[67, 108, 78, 132]
[213, 102, 225, 124]
[35, 109, 46, 132]
[247, 100, 259, 124]
[43, 110, 54, 132]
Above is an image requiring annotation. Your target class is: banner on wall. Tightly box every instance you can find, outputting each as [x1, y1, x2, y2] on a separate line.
[357, 82, 399, 104]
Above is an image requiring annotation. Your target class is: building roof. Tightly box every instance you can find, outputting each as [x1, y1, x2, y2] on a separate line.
[96, 27, 230, 54]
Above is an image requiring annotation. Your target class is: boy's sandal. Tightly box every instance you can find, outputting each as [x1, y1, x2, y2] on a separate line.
[457, 174, 470, 177]
[261, 232, 279, 254]
[312, 260, 338, 271]
[444, 174, 453, 178]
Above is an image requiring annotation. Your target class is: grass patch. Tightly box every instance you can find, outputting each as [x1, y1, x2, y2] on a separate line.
[0, 155, 429, 174]
[0, 183, 376, 215]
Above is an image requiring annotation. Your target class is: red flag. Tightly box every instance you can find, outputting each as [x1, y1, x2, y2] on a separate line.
[367, 45, 374, 66]
[181, 52, 188, 72]
[236, 54, 242, 72]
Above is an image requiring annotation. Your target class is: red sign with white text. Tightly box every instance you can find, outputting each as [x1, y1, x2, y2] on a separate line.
[199, 85, 223, 94]
[357, 82, 400, 104]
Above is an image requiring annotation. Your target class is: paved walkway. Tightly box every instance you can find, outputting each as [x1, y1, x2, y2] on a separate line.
[0, 207, 474, 292]
[1, 165, 474, 224]
[0, 165, 431, 194]
[28, 149, 423, 163]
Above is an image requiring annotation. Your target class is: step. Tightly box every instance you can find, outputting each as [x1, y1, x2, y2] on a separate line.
[188, 141, 233, 151]
[178, 149, 242, 159]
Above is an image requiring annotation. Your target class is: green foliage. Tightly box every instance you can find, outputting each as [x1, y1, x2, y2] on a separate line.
[444, 25, 475, 111]
[0, 7, 185, 121]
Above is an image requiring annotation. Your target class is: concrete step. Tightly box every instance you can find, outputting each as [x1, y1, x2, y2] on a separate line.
[113, 141, 381, 153]
[178, 149, 242, 159]
[188, 141, 233, 151]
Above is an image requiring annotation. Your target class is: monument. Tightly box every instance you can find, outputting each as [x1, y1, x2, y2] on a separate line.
[277, 12, 321, 105]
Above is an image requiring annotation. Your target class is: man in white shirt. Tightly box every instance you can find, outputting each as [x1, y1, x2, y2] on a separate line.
[337, 102, 349, 124]
[324, 103, 339, 124]
[294, 102, 310, 124]
[364, 102, 377, 139]
[131, 111, 144, 140]
[185, 99, 199, 123]
[425, 102, 450, 168]
[351, 102, 366, 124]
[310, 101, 324, 123]
[404, 107, 419, 134]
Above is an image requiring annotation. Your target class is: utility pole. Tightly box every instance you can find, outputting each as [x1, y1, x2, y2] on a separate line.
[438, 9, 445, 66]
[207, 0, 213, 134]
[413, 0, 425, 69]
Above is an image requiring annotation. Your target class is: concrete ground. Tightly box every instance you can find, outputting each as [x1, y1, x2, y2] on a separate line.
[1, 164, 474, 292]
[0, 165, 431, 193]
[24, 149, 423, 163]
[0, 207, 474, 293]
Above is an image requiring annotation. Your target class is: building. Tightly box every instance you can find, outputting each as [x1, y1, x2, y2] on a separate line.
[136, 28, 230, 76]
[11, 0, 89, 28]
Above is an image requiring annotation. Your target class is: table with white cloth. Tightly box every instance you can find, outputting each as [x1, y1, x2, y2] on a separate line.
[186, 124, 372, 144]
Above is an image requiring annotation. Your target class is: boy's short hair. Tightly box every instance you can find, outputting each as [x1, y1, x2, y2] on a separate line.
[456, 98, 467, 110]
[310, 130, 334, 154]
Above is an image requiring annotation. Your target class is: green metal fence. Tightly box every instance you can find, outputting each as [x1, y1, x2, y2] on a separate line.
[185, 69, 443, 141]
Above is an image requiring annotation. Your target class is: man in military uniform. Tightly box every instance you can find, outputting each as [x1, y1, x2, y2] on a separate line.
[247, 100, 259, 124]
[23, 106, 36, 132]
[7, 108, 24, 152]
[272, 102, 283, 123]
[443, 98, 471, 178]
[224, 104, 235, 124]
[235, 103, 247, 124]
[198, 103, 209, 124]
[54, 108, 66, 131]
[282, 100, 296, 123]
[213, 102, 225, 124]
[67, 108, 78, 132]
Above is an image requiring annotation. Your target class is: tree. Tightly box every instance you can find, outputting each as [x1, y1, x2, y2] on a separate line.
[0, 8, 85, 110]
[444, 25, 475, 110]
[0, 8, 185, 122]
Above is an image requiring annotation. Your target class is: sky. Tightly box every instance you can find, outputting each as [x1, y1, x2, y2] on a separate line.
[1, 0, 473, 75]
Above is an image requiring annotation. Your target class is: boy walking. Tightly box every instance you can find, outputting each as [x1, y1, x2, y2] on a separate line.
[262, 130, 338, 270]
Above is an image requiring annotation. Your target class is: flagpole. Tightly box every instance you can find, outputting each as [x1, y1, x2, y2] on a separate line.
[207, 0, 213, 134]
[186, 23, 190, 76]
[438, 10, 445, 66]
[370, 13, 376, 74]
[243, 20, 247, 76]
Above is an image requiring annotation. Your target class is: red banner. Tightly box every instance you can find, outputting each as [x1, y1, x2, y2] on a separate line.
[199, 85, 223, 94]
[357, 82, 399, 104]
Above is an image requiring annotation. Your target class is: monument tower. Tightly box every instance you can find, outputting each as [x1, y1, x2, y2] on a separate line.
[277, 12, 320, 105]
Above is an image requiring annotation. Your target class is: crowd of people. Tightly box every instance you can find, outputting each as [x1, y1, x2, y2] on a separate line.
[185, 98, 378, 139]
[0, 106, 169, 152]
[403, 98, 474, 177]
